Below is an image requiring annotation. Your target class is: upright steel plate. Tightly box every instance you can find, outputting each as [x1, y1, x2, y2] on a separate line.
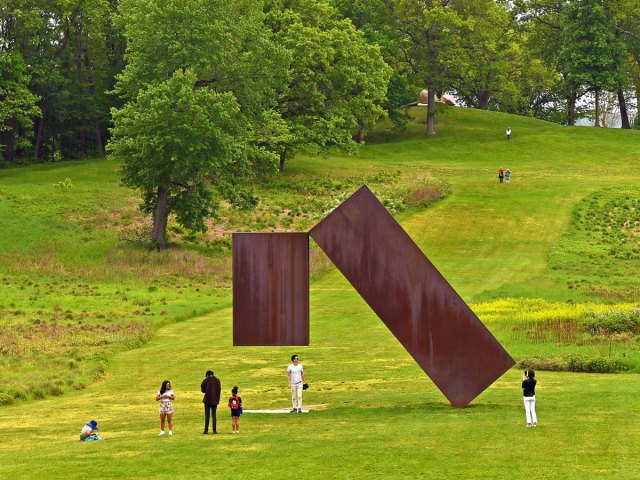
[233, 232, 309, 346]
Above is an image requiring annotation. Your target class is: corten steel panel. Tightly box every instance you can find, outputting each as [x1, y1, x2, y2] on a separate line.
[309, 186, 515, 407]
[233, 233, 309, 346]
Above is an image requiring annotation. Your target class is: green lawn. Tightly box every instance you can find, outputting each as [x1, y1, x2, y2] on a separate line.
[0, 296, 638, 479]
[2, 106, 640, 478]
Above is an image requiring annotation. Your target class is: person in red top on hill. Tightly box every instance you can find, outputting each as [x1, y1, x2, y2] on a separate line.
[228, 386, 243, 434]
[498, 168, 505, 183]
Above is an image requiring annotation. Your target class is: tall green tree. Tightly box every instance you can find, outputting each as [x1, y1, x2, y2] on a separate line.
[109, 70, 262, 248]
[558, 0, 626, 127]
[517, 0, 585, 125]
[390, 0, 467, 135]
[0, 50, 40, 163]
[450, 0, 521, 110]
[0, 2, 42, 162]
[333, 0, 415, 131]
[264, 0, 391, 171]
[110, 0, 287, 248]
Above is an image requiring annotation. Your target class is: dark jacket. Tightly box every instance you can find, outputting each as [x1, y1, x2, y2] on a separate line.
[201, 376, 221, 405]
[522, 378, 536, 398]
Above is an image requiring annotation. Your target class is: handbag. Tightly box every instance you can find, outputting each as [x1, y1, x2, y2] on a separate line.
[302, 383, 309, 390]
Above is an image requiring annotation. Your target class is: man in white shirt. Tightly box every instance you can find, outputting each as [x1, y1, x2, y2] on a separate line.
[287, 354, 305, 413]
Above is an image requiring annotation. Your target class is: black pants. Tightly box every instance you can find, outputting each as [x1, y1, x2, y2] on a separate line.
[204, 404, 218, 432]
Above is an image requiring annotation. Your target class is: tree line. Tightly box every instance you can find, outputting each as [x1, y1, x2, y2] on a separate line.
[2, 0, 640, 248]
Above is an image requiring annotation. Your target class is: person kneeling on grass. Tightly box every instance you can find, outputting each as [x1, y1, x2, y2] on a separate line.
[80, 420, 103, 441]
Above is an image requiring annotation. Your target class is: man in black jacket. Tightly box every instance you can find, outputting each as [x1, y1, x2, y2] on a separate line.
[201, 370, 221, 434]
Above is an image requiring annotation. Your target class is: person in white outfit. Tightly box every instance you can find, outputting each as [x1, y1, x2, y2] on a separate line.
[287, 354, 305, 413]
[522, 369, 537, 427]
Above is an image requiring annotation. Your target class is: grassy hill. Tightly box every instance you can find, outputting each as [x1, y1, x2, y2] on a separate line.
[1, 106, 640, 478]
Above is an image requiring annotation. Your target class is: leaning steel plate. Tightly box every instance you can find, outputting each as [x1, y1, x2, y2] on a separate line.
[309, 186, 514, 407]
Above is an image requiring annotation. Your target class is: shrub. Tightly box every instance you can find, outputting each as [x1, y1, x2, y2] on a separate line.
[0, 394, 15, 406]
[30, 387, 46, 400]
[580, 308, 640, 335]
[566, 355, 629, 373]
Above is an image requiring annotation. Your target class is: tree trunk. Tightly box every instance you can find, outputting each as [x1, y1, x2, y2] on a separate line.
[594, 90, 600, 127]
[34, 114, 45, 161]
[618, 89, 630, 129]
[279, 149, 287, 172]
[567, 90, 577, 126]
[152, 185, 169, 250]
[476, 91, 490, 110]
[93, 114, 104, 154]
[90, 78, 104, 155]
[0, 119, 18, 163]
[427, 88, 436, 136]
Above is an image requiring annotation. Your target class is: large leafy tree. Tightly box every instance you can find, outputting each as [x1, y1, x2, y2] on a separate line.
[264, 0, 391, 171]
[2, 0, 121, 162]
[109, 70, 260, 248]
[0, 2, 42, 162]
[109, 0, 287, 248]
[334, 0, 415, 131]
[390, 0, 467, 135]
[558, 0, 627, 127]
[0, 51, 40, 163]
[450, 0, 522, 110]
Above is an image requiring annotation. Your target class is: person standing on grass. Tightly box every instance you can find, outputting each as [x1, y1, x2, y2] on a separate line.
[505, 169, 511, 184]
[287, 354, 305, 413]
[201, 370, 221, 434]
[522, 369, 538, 427]
[156, 380, 175, 436]
[228, 386, 242, 434]
[498, 167, 504, 183]
[506, 127, 511, 140]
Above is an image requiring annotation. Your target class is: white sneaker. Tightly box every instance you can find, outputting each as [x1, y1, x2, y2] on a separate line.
[168, 430, 172, 436]
[158, 431, 165, 436]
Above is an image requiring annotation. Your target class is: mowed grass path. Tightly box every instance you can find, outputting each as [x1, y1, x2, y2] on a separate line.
[1, 291, 639, 479]
[306, 107, 640, 300]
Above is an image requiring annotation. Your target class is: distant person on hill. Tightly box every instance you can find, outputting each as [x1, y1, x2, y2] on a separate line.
[80, 419, 103, 441]
[505, 169, 511, 184]
[228, 386, 242, 434]
[287, 354, 306, 413]
[506, 127, 511, 140]
[498, 168, 504, 183]
[201, 370, 221, 434]
[522, 369, 538, 427]
[156, 380, 175, 436]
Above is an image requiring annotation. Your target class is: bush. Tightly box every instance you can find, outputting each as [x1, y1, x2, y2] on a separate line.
[517, 355, 630, 373]
[566, 355, 629, 373]
[580, 308, 640, 335]
[0, 393, 16, 406]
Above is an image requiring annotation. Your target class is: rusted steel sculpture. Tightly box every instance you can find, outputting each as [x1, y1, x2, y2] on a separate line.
[232, 186, 514, 407]
[309, 186, 514, 407]
[232, 232, 309, 346]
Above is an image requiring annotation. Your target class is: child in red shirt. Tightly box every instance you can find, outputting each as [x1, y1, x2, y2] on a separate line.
[228, 386, 242, 434]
